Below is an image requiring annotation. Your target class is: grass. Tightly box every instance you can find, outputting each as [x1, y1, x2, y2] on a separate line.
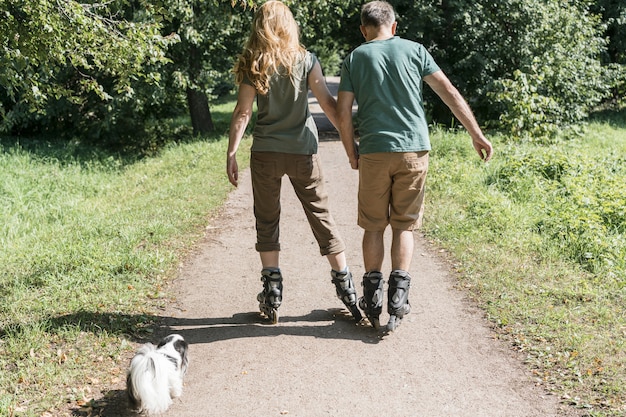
[0, 99, 251, 416]
[1, 99, 625, 416]
[422, 112, 626, 415]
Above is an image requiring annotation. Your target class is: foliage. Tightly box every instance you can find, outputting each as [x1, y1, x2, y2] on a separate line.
[1, 0, 624, 144]
[592, 0, 626, 64]
[0, 0, 256, 145]
[487, 1, 610, 138]
[160, 0, 250, 94]
[391, 0, 612, 138]
[286, 0, 362, 76]
[0, 0, 175, 136]
[591, 0, 626, 107]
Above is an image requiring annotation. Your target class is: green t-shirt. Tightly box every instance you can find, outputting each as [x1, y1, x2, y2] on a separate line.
[339, 37, 440, 154]
[246, 52, 319, 155]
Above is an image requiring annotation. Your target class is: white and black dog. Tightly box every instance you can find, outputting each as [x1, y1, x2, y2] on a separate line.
[126, 334, 189, 415]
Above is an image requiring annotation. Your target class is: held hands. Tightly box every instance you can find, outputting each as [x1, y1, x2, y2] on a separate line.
[348, 140, 360, 170]
[227, 154, 239, 187]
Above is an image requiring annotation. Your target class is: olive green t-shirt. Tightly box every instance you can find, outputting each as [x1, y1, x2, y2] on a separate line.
[339, 37, 440, 154]
[245, 52, 319, 155]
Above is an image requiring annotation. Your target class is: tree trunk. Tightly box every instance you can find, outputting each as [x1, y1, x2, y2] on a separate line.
[187, 43, 214, 135]
[186, 88, 214, 135]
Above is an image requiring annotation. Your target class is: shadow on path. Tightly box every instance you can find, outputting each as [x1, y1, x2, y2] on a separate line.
[159, 310, 383, 346]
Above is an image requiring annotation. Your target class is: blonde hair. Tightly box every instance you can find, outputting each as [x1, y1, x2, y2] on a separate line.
[234, 1, 306, 95]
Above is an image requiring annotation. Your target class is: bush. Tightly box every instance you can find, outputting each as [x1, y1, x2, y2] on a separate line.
[488, 1, 610, 138]
[395, 0, 612, 138]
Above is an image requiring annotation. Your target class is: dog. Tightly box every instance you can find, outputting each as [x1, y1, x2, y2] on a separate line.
[126, 334, 189, 415]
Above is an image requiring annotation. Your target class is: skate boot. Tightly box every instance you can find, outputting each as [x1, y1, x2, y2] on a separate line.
[387, 270, 411, 332]
[257, 268, 283, 324]
[331, 269, 363, 322]
[358, 271, 384, 329]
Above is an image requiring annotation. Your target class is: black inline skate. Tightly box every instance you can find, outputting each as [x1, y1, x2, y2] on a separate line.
[331, 269, 363, 322]
[358, 271, 384, 329]
[257, 268, 283, 324]
[386, 270, 411, 332]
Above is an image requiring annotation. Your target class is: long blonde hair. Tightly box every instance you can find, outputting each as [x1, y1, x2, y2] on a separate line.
[234, 1, 306, 95]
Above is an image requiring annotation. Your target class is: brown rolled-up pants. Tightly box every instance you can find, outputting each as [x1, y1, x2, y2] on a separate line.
[250, 151, 345, 256]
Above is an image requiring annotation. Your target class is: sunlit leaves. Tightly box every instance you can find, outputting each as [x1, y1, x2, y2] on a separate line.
[0, 0, 174, 132]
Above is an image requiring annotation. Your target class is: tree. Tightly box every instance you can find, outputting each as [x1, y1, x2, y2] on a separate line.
[287, 0, 362, 76]
[591, 0, 626, 104]
[484, 0, 610, 136]
[157, 0, 253, 136]
[389, 0, 611, 138]
[2, 0, 618, 143]
[0, 0, 173, 135]
[0, 0, 256, 142]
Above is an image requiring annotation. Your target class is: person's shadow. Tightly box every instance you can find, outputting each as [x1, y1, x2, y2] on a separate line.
[46, 308, 381, 416]
[156, 308, 382, 346]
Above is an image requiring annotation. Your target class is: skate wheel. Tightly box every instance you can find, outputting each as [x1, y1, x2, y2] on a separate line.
[349, 305, 363, 322]
[259, 304, 279, 324]
[386, 315, 401, 332]
[268, 308, 279, 324]
[364, 315, 381, 330]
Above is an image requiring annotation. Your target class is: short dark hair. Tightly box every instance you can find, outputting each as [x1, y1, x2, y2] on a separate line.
[361, 1, 396, 27]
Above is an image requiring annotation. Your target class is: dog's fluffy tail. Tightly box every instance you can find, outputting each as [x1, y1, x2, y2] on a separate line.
[127, 344, 174, 415]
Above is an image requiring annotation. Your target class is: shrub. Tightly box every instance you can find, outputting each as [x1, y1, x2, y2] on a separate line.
[395, 0, 611, 138]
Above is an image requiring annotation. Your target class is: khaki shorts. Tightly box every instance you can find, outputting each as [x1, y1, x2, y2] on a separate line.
[358, 151, 429, 231]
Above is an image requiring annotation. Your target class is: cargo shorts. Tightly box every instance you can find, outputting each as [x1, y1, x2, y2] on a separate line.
[358, 151, 429, 231]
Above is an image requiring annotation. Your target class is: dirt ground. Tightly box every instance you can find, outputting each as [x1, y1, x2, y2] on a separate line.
[81, 78, 582, 417]
[152, 78, 580, 417]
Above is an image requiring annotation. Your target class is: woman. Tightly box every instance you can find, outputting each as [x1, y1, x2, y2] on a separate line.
[227, 1, 360, 324]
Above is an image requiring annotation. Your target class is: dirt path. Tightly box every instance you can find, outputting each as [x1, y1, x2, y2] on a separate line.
[150, 78, 576, 417]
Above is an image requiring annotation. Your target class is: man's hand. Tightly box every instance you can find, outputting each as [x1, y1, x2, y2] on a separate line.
[348, 140, 359, 169]
[472, 135, 493, 162]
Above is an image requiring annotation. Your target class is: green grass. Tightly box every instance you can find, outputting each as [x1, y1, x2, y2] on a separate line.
[423, 116, 626, 415]
[0, 100, 251, 416]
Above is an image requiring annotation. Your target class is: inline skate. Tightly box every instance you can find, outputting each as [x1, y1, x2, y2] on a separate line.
[331, 269, 363, 322]
[358, 271, 384, 329]
[257, 268, 283, 324]
[386, 270, 411, 331]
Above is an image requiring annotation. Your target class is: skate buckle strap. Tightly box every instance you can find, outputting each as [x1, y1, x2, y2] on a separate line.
[331, 277, 356, 295]
[331, 270, 357, 294]
[392, 279, 410, 290]
[363, 271, 384, 279]
[261, 269, 282, 284]
[390, 271, 411, 287]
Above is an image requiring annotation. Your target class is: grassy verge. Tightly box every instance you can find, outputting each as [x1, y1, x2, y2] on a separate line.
[0, 100, 250, 416]
[423, 114, 626, 416]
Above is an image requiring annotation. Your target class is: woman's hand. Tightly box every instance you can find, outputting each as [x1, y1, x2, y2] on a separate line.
[227, 153, 239, 187]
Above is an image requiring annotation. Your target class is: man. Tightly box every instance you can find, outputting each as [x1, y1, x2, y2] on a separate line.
[337, 1, 493, 331]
